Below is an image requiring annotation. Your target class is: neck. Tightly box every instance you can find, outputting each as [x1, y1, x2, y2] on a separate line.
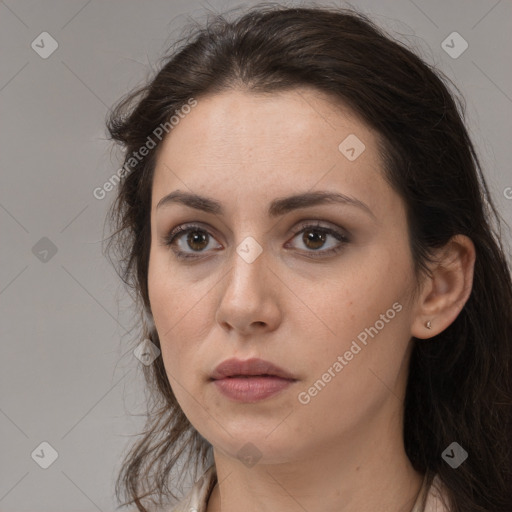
[206, 406, 424, 512]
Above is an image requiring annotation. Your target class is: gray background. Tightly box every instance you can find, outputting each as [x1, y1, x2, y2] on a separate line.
[1, 0, 511, 511]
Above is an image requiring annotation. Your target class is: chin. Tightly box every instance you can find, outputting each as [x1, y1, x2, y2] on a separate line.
[206, 426, 307, 465]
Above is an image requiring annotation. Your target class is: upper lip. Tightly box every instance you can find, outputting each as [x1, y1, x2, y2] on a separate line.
[210, 357, 297, 380]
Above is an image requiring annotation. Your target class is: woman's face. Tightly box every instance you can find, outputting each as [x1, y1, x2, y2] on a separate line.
[148, 88, 420, 464]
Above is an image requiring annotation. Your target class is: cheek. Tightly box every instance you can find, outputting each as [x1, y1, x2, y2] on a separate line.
[147, 254, 217, 393]
[149, 250, 204, 334]
[295, 257, 413, 397]
[148, 256, 188, 371]
[292, 316, 411, 443]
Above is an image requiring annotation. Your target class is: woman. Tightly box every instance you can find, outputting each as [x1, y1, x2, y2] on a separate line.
[104, 5, 512, 512]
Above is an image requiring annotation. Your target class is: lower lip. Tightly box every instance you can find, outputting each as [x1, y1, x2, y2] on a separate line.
[212, 376, 296, 402]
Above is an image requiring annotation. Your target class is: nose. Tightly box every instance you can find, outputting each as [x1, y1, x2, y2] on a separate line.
[215, 241, 282, 336]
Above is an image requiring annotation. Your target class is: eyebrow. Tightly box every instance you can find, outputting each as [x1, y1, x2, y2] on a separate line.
[156, 190, 375, 219]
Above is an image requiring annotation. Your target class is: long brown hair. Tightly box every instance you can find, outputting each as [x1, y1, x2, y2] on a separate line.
[104, 4, 512, 511]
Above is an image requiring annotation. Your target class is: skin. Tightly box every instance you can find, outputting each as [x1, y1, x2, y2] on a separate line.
[147, 88, 475, 512]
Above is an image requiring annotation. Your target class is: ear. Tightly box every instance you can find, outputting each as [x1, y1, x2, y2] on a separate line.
[411, 234, 476, 339]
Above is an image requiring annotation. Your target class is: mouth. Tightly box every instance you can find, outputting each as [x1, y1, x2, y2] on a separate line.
[210, 357, 297, 380]
[211, 375, 296, 402]
[210, 358, 298, 402]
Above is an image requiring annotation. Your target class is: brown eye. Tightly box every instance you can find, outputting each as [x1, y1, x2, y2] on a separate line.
[163, 221, 349, 261]
[162, 224, 222, 259]
[286, 222, 349, 257]
[186, 230, 209, 251]
[302, 229, 327, 250]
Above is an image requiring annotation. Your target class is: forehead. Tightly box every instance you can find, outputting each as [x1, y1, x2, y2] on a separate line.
[151, 88, 395, 221]
[156, 87, 370, 161]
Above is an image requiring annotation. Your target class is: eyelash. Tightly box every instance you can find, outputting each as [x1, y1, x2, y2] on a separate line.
[161, 221, 350, 261]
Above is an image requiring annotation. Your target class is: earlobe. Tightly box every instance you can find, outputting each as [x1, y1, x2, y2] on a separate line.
[411, 234, 475, 340]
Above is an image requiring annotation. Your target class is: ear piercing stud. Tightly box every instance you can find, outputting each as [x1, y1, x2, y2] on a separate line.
[425, 320, 432, 329]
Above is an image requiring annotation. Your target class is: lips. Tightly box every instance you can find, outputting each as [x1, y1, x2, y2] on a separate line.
[210, 358, 297, 402]
[210, 357, 297, 381]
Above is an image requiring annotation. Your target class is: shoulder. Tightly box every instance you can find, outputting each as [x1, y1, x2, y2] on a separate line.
[168, 465, 217, 512]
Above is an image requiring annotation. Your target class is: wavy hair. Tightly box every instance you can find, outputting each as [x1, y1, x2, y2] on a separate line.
[104, 4, 512, 511]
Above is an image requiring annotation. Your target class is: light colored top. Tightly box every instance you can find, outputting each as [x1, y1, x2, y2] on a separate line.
[168, 465, 451, 512]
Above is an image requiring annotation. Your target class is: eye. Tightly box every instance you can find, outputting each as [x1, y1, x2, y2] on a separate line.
[285, 221, 349, 257]
[161, 223, 222, 260]
[161, 221, 349, 260]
